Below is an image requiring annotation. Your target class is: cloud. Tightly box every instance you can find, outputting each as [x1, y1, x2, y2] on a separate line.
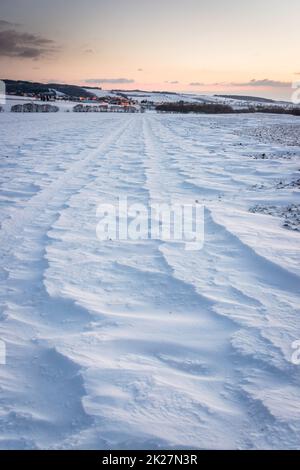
[231, 79, 291, 88]
[0, 19, 20, 29]
[187, 79, 292, 88]
[85, 78, 135, 84]
[189, 82, 205, 86]
[137, 68, 143, 72]
[84, 49, 94, 54]
[165, 80, 179, 84]
[0, 28, 57, 59]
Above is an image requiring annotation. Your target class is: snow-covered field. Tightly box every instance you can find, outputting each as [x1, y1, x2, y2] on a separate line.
[2, 96, 79, 112]
[0, 112, 299, 449]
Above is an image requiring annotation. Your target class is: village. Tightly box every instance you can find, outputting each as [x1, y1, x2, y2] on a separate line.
[3, 87, 149, 113]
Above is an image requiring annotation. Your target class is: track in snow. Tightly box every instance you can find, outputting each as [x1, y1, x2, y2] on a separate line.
[0, 112, 299, 449]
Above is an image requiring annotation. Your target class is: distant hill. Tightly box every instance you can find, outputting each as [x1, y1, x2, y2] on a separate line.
[2, 81, 292, 107]
[112, 89, 178, 95]
[2, 79, 97, 99]
[215, 94, 275, 103]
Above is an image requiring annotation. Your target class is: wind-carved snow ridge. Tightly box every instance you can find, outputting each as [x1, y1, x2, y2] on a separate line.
[0, 112, 299, 449]
[142, 114, 300, 448]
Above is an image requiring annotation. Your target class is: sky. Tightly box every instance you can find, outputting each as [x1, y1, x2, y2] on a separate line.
[0, 0, 300, 100]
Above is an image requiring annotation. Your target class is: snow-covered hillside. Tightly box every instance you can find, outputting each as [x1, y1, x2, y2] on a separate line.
[84, 88, 231, 105]
[2, 96, 77, 112]
[0, 112, 299, 449]
[1, 91, 296, 115]
[84, 88, 295, 110]
[83, 88, 204, 103]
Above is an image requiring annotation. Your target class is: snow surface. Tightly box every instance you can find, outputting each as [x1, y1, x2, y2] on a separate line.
[0, 112, 299, 449]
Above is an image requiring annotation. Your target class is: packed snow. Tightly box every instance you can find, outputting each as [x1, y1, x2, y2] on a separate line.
[0, 111, 299, 450]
